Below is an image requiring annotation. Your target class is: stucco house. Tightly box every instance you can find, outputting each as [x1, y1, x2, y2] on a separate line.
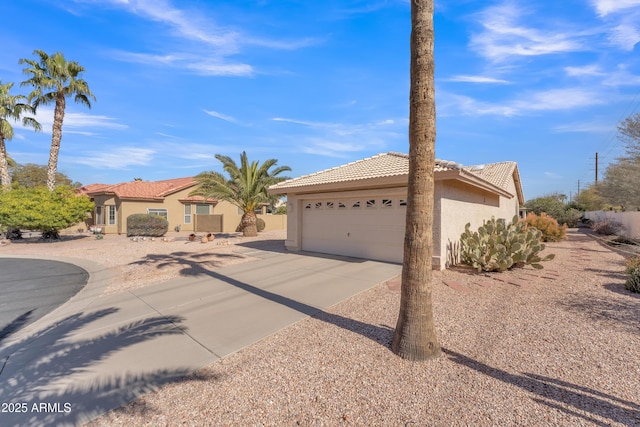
[268, 152, 524, 269]
[79, 177, 286, 235]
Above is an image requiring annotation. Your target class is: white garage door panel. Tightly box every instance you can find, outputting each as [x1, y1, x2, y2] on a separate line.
[301, 198, 405, 263]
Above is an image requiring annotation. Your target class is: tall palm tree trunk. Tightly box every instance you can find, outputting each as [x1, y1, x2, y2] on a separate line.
[392, 0, 441, 361]
[47, 93, 66, 191]
[0, 137, 11, 191]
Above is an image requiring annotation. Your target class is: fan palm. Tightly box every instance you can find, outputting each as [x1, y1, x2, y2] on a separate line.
[20, 50, 95, 191]
[191, 151, 291, 237]
[0, 81, 41, 191]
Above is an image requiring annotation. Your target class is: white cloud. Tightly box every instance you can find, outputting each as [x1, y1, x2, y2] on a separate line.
[302, 140, 366, 157]
[608, 24, 640, 50]
[75, 0, 318, 75]
[271, 117, 402, 157]
[14, 107, 127, 132]
[564, 65, 605, 77]
[544, 171, 563, 179]
[203, 109, 238, 124]
[111, 51, 255, 77]
[552, 122, 613, 133]
[592, 0, 640, 17]
[70, 147, 155, 169]
[445, 75, 510, 84]
[440, 87, 608, 117]
[470, 3, 586, 62]
[517, 88, 608, 111]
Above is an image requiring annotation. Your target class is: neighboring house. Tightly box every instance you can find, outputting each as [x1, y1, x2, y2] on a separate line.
[269, 152, 524, 269]
[79, 177, 286, 235]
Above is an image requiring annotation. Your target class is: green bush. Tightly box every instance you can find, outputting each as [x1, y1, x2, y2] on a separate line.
[0, 186, 93, 238]
[624, 257, 640, 293]
[556, 208, 583, 228]
[460, 216, 555, 272]
[256, 217, 265, 232]
[525, 212, 567, 242]
[126, 214, 169, 237]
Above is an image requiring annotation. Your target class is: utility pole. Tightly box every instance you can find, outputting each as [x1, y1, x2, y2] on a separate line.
[595, 152, 599, 184]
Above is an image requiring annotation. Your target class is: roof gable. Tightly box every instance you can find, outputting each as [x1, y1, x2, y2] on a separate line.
[269, 152, 462, 191]
[269, 152, 523, 203]
[85, 177, 198, 200]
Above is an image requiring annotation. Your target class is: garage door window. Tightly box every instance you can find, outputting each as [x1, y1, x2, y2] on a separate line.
[399, 199, 407, 206]
[304, 203, 312, 209]
[326, 201, 334, 209]
[351, 201, 361, 208]
[338, 202, 346, 209]
[314, 202, 323, 209]
[366, 199, 376, 208]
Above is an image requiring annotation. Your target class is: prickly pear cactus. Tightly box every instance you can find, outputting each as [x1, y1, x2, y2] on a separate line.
[459, 216, 554, 272]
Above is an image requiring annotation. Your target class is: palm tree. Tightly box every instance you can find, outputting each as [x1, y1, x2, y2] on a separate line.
[191, 151, 291, 237]
[19, 50, 95, 191]
[0, 81, 41, 192]
[391, 0, 441, 360]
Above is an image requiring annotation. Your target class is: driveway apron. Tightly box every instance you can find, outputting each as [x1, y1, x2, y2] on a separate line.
[0, 250, 401, 427]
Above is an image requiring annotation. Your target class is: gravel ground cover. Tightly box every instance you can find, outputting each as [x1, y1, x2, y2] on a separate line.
[2, 228, 639, 426]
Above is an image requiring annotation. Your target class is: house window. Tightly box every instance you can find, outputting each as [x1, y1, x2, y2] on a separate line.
[148, 208, 168, 221]
[107, 206, 116, 225]
[196, 204, 210, 215]
[184, 204, 192, 224]
[95, 206, 104, 225]
[95, 206, 115, 225]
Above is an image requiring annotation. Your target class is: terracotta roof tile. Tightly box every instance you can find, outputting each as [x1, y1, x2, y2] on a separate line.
[269, 152, 463, 190]
[85, 177, 197, 200]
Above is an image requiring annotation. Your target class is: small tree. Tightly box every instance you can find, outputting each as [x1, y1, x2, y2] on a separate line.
[190, 152, 291, 237]
[11, 163, 79, 188]
[0, 186, 93, 238]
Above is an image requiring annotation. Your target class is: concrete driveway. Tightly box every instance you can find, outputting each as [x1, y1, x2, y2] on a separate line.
[0, 249, 400, 426]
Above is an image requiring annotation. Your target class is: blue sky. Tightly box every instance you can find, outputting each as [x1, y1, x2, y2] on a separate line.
[1, 0, 640, 200]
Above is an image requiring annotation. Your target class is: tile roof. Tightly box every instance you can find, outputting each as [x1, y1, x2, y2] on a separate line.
[269, 152, 463, 191]
[84, 177, 198, 200]
[463, 162, 517, 192]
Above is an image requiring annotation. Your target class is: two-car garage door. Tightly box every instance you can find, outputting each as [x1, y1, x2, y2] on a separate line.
[301, 196, 407, 263]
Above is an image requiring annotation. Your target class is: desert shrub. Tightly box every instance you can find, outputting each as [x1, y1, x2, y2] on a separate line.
[126, 214, 168, 237]
[0, 186, 93, 238]
[556, 208, 583, 228]
[590, 219, 624, 235]
[525, 212, 567, 242]
[256, 217, 266, 232]
[460, 216, 555, 272]
[624, 257, 640, 293]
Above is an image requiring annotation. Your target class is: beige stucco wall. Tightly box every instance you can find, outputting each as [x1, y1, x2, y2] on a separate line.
[282, 173, 520, 269]
[90, 188, 286, 235]
[437, 180, 512, 267]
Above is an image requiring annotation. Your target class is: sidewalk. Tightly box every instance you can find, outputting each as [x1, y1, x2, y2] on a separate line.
[0, 250, 401, 426]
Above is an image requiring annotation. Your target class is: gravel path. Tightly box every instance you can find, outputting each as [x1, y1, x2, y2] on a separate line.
[3, 228, 639, 426]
